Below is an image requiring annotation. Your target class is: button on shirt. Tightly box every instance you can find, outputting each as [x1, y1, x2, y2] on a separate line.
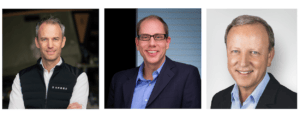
[231, 72, 270, 109]
[131, 61, 165, 109]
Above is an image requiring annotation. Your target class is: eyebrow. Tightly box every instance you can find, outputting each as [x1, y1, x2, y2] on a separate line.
[230, 47, 240, 50]
[40, 37, 60, 38]
[40, 37, 48, 39]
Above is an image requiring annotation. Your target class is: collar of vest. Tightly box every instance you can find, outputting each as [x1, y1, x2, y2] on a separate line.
[36, 57, 65, 72]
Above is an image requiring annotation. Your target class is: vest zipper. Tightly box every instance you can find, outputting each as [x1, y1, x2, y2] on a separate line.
[45, 83, 49, 108]
[45, 70, 51, 108]
[45, 90, 48, 108]
[45, 98, 47, 108]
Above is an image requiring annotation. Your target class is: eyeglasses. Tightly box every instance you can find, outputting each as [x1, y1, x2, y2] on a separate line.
[137, 34, 168, 41]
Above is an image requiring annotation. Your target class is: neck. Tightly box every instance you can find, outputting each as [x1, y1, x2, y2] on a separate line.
[238, 85, 256, 104]
[143, 57, 165, 80]
[41, 57, 60, 73]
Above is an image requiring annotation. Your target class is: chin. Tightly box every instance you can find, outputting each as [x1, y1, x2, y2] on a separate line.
[145, 57, 163, 64]
[44, 56, 59, 61]
[235, 80, 255, 88]
[145, 60, 159, 64]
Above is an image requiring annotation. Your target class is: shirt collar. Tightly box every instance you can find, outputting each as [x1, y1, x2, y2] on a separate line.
[40, 57, 63, 71]
[136, 59, 166, 84]
[231, 72, 270, 103]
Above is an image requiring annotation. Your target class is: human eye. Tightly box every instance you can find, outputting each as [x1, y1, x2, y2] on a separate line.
[251, 51, 259, 55]
[40, 38, 47, 41]
[155, 34, 165, 40]
[231, 50, 239, 54]
[140, 35, 150, 40]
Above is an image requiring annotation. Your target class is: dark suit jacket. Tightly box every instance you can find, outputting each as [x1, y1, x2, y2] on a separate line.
[211, 73, 297, 109]
[106, 56, 201, 108]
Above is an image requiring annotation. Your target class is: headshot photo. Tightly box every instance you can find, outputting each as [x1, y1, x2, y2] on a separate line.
[207, 9, 297, 109]
[105, 9, 201, 108]
[2, 9, 99, 109]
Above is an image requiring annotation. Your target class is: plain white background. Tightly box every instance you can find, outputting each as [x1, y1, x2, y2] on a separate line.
[207, 9, 297, 108]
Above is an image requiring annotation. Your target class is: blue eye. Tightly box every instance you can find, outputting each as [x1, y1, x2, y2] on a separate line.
[232, 50, 239, 53]
[251, 51, 258, 54]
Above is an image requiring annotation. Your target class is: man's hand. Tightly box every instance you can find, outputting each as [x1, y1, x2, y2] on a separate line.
[67, 102, 82, 109]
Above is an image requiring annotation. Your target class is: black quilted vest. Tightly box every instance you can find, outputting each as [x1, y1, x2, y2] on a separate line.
[19, 58, 83, 109]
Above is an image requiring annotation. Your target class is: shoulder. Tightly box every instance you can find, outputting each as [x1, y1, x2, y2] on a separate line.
[64, 63, 83, 77]
[268, 73, 297, 106]
[212, 85, 234, 105]
[173, 60, 198, 70]
[109, 67, 139, 89]
[276, 83, 297, 106]
[167, 58, 199, 73]
[18, 64, 38, 77]
[112, 67, 139, 80]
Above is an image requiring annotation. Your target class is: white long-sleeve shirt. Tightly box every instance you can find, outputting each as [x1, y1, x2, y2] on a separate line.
[8, 58, 89, 109]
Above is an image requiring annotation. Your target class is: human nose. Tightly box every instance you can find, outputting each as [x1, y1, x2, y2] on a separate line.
[149, 36, 156, 46]
[239, 53, 249, 67]
[48, 39, 53, 48]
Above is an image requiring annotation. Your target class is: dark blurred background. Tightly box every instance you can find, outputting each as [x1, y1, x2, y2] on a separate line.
[105, 9, 137, 107]
[2, 9, 99, 109]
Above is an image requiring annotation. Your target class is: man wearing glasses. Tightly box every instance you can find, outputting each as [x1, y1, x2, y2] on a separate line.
[107, 15, 201, 108]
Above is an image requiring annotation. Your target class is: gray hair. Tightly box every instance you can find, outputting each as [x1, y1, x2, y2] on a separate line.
[225, 15, 274, 51]
[136, 15, 169, 36]
[35, 16, 65, 38]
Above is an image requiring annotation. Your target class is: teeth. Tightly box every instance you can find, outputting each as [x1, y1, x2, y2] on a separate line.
[148, 51, 157, 53]
[238, 70, 253, 74]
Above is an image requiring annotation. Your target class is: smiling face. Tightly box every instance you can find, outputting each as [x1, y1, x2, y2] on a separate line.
[226, 23, 274, 89]
[135, 19, 171, 66]
[35, 22, 66, 63]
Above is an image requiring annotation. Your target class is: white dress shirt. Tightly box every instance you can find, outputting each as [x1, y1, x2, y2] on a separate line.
[8, 57, 89, 109]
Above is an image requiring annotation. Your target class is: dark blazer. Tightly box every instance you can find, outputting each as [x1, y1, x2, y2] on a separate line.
[106, 56, 201, 108]
[211, 73, 297, 109]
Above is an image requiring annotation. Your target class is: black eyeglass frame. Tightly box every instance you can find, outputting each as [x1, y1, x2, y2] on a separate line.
[137, 34, 169, 41]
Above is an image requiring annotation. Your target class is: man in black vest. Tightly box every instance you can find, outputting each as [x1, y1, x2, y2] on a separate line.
[9, 16, 89, 109]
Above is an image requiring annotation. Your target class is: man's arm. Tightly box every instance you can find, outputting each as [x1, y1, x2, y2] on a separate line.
[8, 74, 25, 109]
[182, 67, 201, 108]
[68, 72, 89, 109]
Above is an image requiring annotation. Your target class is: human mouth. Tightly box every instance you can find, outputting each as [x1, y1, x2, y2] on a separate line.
[146, 50, 158, 56]
[47, 50, 56, 55]
[236, 70, 253, 75]
[147, 51, 157, 53]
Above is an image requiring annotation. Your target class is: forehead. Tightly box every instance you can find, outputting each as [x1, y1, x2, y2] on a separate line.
[227, 23, 269, 48]
[38, 22, 62, 37]
[139, 18, 165, 34]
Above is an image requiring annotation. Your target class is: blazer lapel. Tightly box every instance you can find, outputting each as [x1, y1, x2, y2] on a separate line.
[256, 73, 279, 109]
[122, 68, 139, 108]
[220, 85, 233, 109]
[146, 57, 175, 107]
[221, 95, 232, 109]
